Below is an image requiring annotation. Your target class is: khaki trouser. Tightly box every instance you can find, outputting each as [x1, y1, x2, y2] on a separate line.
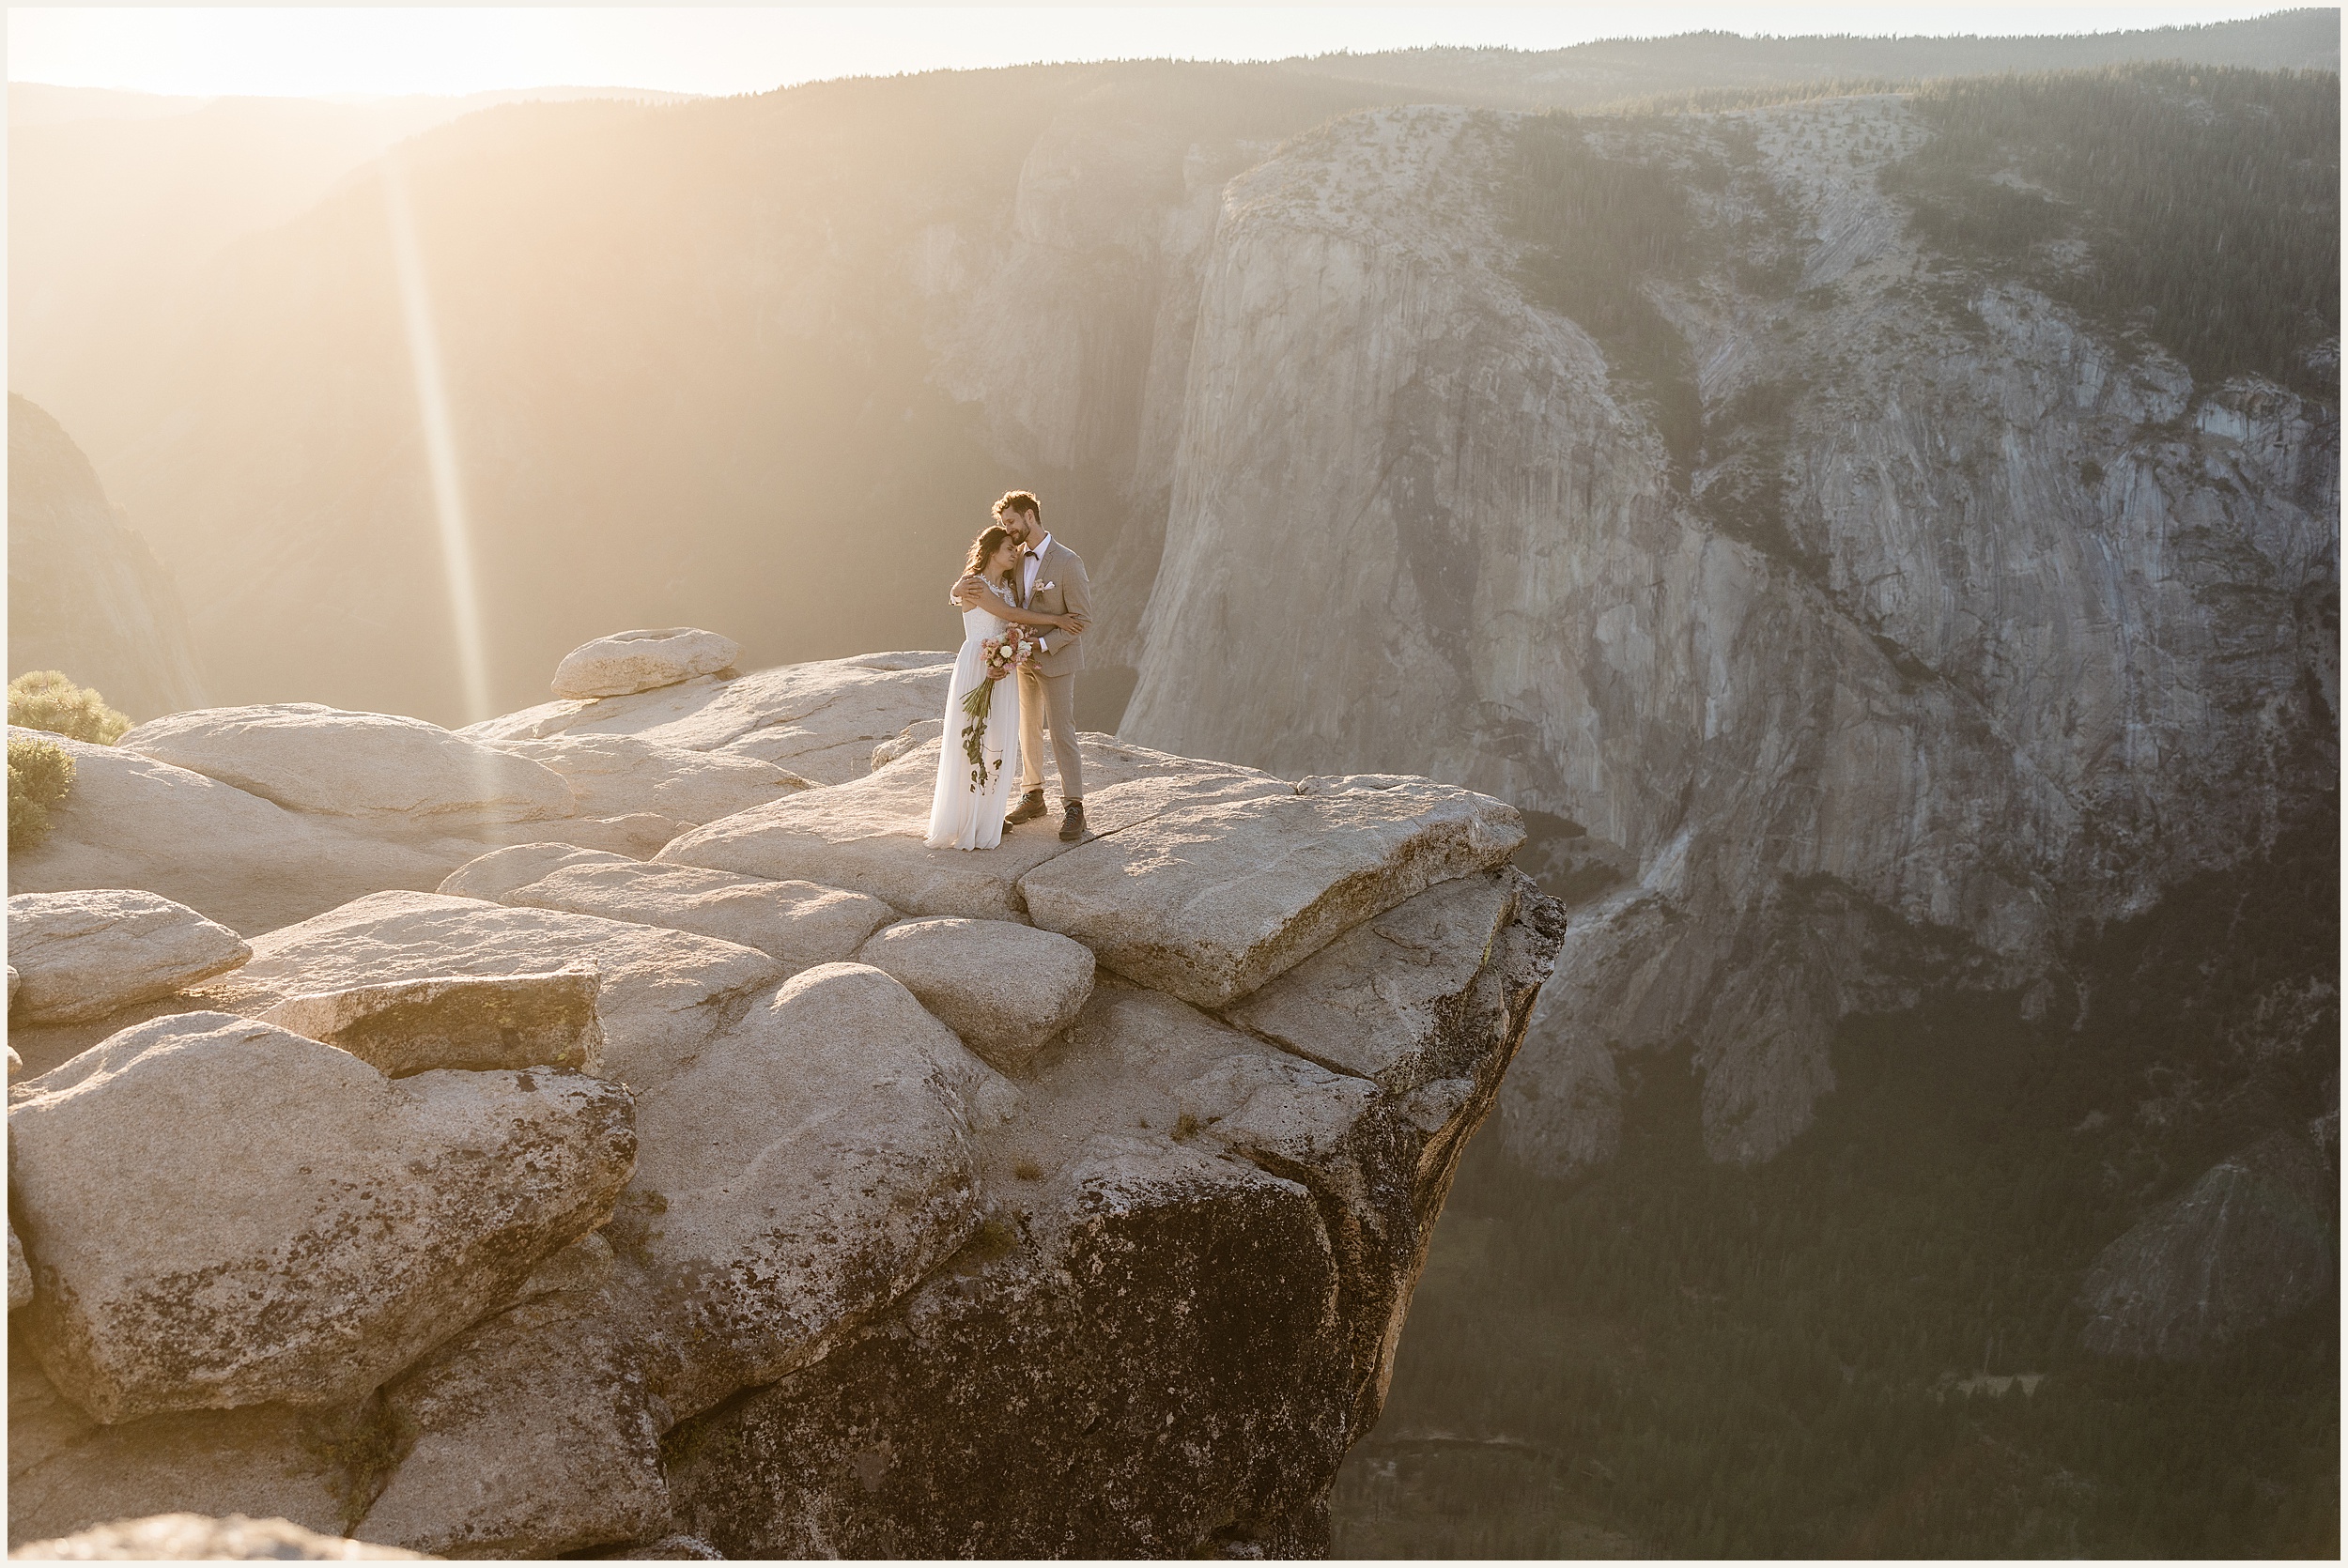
[1017, 667, 1082, 801]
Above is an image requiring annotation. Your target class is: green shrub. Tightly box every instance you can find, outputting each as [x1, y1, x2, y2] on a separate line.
[7, 670, 131, 745]
[8, 735, 77, 851]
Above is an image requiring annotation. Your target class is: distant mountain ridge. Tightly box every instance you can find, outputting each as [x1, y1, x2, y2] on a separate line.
[1281, 9, 2340, 107]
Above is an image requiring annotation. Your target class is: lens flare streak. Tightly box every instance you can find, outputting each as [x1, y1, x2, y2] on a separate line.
[382, 155, 495, 724]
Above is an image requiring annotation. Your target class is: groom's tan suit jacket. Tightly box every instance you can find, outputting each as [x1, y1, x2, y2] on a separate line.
[1019, 538, 1091, 678]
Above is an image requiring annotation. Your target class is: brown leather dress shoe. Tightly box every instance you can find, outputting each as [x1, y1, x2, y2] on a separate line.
[1058, 799, 1086, 841]
[1005, 789, 1046, 828]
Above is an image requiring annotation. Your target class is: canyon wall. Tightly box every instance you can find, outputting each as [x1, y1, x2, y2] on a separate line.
[1112, 98, 2336, 1165]
[7, 395, 207, 718]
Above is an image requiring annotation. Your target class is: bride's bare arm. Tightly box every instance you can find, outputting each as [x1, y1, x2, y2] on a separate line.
[974, 582, 1080, 632]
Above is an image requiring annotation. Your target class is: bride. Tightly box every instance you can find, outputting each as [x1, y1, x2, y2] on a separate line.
[924, 524, 1082, 851]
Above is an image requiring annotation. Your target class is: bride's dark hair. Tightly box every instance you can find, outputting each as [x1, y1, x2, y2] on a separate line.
[965, 524, 1017, 586]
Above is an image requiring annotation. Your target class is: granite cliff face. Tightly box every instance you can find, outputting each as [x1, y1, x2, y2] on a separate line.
[1104, 99, 2337, 1168]
[6, 638, 1563, 1557]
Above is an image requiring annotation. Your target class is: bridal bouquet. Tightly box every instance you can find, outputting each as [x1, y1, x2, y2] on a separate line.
[957, 626, 1039, 790]
[982, 625, 1040, 681]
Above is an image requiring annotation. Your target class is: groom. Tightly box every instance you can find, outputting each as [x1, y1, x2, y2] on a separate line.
[953, 491, 1093, 840]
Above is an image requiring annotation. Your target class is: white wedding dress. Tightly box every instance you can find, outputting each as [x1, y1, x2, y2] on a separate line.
[924, 606, 1023, 850]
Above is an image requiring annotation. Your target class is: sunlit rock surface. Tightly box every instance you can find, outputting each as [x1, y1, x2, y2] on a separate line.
[5, 890, 251, 1023]
[120, 705, 575, 822]
[10, 1013, 635, 1422]
[464, 653, 954, 785]
[5, 655, 1563, 1557]
[4, 726, 476, 936]
[551, 628, 743, 701]
[8, 1512, 425, 1560]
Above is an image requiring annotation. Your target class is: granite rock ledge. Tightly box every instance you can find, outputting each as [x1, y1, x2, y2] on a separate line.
[6, 649, 1566, 1559]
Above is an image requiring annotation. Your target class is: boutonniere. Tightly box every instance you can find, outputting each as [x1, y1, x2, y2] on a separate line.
[1039, 581, 1057, 592]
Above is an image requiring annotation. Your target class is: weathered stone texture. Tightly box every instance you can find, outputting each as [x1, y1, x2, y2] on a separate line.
[2078, 1130, 2339, 1360]
[855, 916, 1094, 1069]
[6, 890, 251, 1024]
[10, 1013, 636, 1421]
[256, 968, 605, 1078]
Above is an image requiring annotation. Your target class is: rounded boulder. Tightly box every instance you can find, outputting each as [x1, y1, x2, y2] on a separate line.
[552, 628, 742, 700]
[855, 917, 1094, 1070]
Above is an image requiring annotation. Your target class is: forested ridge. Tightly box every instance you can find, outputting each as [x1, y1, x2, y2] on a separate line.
[1886, 63, 2340, 395]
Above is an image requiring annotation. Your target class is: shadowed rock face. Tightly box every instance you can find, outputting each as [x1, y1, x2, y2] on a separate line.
[2077, 1130, 2339, 1361]
[662, 888, 1560, 1559]
[5, 659, 1564, 1559]
[6, 394, 207, 722]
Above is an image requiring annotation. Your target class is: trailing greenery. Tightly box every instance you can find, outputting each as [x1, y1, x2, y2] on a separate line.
[1883, 63, 2340, 395]
[1335, 811, 2338, 1557]
[8, 669, 131, 746]
[8, 735, 77, 852]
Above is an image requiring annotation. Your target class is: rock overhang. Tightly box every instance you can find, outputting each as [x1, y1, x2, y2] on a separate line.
[4, 650, 1566, 1558]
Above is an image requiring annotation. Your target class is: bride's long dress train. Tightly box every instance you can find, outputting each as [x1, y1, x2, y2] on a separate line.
[924, 606, 1022, 850]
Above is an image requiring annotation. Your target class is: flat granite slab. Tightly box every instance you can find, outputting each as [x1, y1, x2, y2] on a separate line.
[1017, 777, 1524, 1009]
[657, 736, 1291, 921]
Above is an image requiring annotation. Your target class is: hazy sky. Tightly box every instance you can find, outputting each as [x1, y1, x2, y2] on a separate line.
[8, 4, 2303, 99]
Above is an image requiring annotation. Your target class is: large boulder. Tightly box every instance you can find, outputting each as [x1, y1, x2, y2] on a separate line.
[221, 891, 785, 1092]
[478, 732, 808, 823]
[462, 652, 956, 785]
[1018, 776, 1525, 1007]
[551, 628, 742, 699]
[2078, 1130, 2338, 1360]
[4, 728, 475, 936]
[8, 1340, 366, 1550]
[7, 890, 252, 1023]
[497, 861, 896, 975]
[657, 736, 1290, 921]
[663, 1132, 1348, 1558]
[660, 873, 1566, 1558]
[118, 704, 574, 822]
[1226, 869, 1527, 1090]
[9, 1011, 637, 1421]
[256, 968, 605, 1078]
[620, 962, 1000, 1420]
[357, 1270, 669, 1558]
[855, 917, 1094, 1070]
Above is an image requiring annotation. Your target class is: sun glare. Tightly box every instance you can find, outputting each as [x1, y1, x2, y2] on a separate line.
[381, 154, 496, 725]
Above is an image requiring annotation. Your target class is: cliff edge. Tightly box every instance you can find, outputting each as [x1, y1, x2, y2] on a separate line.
[6, 640, 1565, 1558]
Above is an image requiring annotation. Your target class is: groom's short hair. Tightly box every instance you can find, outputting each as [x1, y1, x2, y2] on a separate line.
[992, 491, 1041, 523]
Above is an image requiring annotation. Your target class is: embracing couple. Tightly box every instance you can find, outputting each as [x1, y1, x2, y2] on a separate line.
[922, 490, 1092, 853]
